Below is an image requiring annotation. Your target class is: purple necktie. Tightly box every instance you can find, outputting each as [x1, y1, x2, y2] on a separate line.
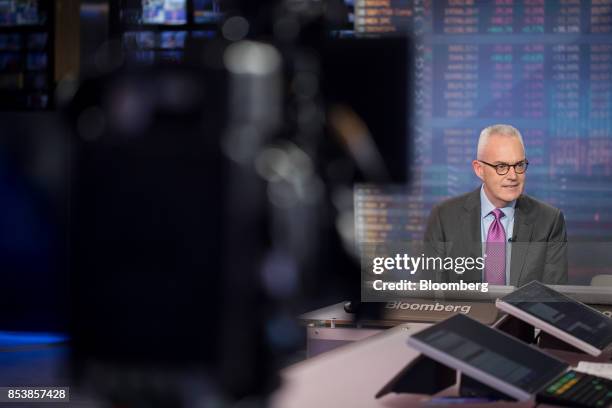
[485, 208, 506, 284]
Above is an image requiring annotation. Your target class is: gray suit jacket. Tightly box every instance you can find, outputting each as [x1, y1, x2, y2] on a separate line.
[424, 188, 568, 286]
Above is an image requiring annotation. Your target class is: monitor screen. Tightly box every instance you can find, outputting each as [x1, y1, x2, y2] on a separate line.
[25, 92, 47, 108]
[123, 31, 156, 50]
[0, 33, 21, 50]
[142, 0, 186, 25]
[26, 32, 47, 50]
[160, 30, 186, 49]
[158, 50, 183, 64]
[501, 281, 612, 350]
[191, 30, 216, 39]
[24, 71, 45, 89]
[126, 50, 155, 65]
[25, 51, 46, 70]
[0, 52, 21, 71]
[409, 314, 568, 395]
[193, 0, 223, 24]
[0, 0, 41, 26]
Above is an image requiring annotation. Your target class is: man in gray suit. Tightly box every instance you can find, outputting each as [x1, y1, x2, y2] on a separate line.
[424, 124, 568, 286]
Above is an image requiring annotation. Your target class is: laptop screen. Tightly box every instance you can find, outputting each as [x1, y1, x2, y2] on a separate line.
[502, 281, 612, 351]
[410, 314, 568, 394]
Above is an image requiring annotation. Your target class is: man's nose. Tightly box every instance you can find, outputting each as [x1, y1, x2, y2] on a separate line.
[506, 166, 518, 179]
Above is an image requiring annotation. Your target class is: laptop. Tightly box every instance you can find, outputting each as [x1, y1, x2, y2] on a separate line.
[406, 314, 612, 407]
[496, 280, 612, 357]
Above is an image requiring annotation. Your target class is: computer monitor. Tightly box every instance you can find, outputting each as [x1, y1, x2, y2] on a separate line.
[0, 1, 51, 109]
[496, 281, 612, 356]
[0, 0, 42, 26]
[142, 0, 186, 25]
[193, 0, 223, 24]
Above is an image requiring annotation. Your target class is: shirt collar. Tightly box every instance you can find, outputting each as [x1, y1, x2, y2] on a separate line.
[480, 184, 516, 219]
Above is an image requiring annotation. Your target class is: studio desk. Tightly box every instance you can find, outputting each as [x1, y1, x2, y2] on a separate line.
[270, 300, 612, 408]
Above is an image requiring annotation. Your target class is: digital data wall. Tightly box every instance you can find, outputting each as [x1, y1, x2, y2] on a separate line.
[354, 0, 612, 241]
[352, 1, 612, 283]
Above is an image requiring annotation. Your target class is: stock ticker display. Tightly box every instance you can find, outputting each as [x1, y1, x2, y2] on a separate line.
[354, 0, 612, 255]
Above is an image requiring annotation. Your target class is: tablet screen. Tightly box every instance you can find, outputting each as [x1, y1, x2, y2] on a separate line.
[502, 281, 612, 350]
[411, 314, 567, 394]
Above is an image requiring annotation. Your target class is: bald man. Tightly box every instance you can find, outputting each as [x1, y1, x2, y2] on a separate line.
[424, 124, 568, 286]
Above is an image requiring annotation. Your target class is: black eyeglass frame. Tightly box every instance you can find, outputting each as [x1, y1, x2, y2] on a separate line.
[478, 159, 529, 175]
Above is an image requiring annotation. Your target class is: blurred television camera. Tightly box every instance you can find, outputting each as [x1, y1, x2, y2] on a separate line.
[68, 0, 411, 405]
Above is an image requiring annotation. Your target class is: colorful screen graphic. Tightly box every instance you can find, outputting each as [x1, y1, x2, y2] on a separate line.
[0, 0, 41, 26]
[142, 0, 186, 25]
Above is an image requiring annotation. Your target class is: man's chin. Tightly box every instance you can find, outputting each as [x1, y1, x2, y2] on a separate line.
[500, 191, 522, 203]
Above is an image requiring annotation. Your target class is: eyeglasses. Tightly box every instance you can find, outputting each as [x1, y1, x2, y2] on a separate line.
[478, 159, 529, 175]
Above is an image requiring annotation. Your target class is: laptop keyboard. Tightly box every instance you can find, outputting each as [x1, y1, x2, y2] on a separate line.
[538, 370, 612, 408]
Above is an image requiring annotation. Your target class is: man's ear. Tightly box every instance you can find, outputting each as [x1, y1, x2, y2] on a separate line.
[472, 160, 484, 181]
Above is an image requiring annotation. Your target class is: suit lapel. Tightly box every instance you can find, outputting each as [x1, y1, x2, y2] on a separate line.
[510, 195, 535, 286]
[462, 188, 482, 261]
